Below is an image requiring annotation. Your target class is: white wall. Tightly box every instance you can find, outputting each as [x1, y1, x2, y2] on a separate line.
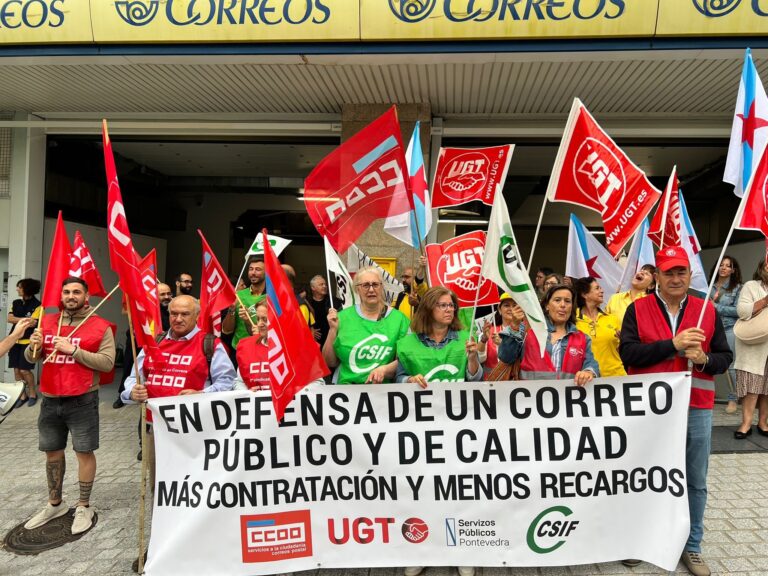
[42, 218, 167, 348]
[0, 198, 9, 248]
[700, 239, 767, 280]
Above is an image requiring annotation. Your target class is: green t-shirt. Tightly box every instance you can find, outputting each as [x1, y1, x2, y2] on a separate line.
[332, 306, 410, 384]
[397, 330, 469, 383]
[232, 287, 266, 348]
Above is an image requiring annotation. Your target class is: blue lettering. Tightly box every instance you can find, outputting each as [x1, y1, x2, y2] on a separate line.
[444, 0, 486, 22]
[23, 0, 48, 28]
[499, 0, 521, 20]
[49, 0, 64, 27]
[259, 0, 281, 24]
[284, 0, 313, 24]
[0, 0, 22, 29]
[240, 0, 259, 24]
[218, 0, 238, 24]
[754, 0, 768, 16]
[524, 0, 546, 20]
[194, 0, 216, 25]
[545, 0, 569, 20]
[605, 0, 624, 19]
[573, 0, 605, 19]
[313, 0, 330, 23]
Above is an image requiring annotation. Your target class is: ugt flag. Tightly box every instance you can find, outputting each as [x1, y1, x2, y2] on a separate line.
[68, 231, 107, 298]
[42, 211, 73, 308]
[198, 230, 237, 337]
[103, 120, 162, 361]
[481, 190, 548, 356]
[736, 142, 768, 239]
[547, 98, 661, 256]
[725, 48, 768, 198]
[431, 144, 514, 208]
[566, 213, 623, 296]
[648, 166, 682, 249]
[384, 121, 432, 248]
[304, 106, 410, 253]
[264, 229, 329, 421]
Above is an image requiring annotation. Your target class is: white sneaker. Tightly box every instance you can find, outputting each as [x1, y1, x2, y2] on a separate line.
[458, 568, 475, 576]
[24, 501, 68, 530]
[404, 568, 424, 576]
[71, 505, 95, 535]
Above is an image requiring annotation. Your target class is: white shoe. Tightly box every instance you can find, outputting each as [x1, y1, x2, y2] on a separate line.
[24, 501, 68, 530]
[71, 505, 95, 534]
[458, 568, 475, 576]
[404, 568, 424, 576]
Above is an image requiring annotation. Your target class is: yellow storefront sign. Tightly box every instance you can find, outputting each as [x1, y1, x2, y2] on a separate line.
[362, 0, 658, 41]
[657, 0, 768, 36]
[0, 0, 92, 44]
[91, 0, 359, 43]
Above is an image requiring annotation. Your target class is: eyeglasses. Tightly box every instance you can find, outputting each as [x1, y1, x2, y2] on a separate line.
[436, 302, 456, 310]
[356, 282, 382, 291]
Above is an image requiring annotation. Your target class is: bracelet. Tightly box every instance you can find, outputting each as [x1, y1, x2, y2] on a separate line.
[70, 346, 78, 357]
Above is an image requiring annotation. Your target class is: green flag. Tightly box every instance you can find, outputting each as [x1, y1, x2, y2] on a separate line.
[482, 190, 548, 356]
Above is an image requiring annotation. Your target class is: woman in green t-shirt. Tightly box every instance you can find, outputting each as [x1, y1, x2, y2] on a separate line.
[322, 267, 410, 384]
[395, 286, 482, 386]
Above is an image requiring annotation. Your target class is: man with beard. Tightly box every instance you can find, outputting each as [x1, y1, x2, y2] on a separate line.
[392, 256, 428, 320]
[222, 256, 265, 358]
[157, 282, 172, 331]
[174, 273, 194, 297]
[24, 277, 116, 535]
[301, 275, 331, 347]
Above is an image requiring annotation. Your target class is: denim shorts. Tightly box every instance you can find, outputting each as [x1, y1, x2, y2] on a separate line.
[38, 391, 100, 453]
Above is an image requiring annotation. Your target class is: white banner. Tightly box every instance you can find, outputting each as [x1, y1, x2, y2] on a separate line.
[347, 243, 404, 305]
[147, 374, 691, 576]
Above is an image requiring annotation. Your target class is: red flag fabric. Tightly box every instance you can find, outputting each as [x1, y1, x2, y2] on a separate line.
[304, 106, 411, 253]
[736, 143, 768, 239]
[68, 231, 107, 297]
[263, 228, 329, 421]
[431, 145, 514, 208]
[137, 250, 162, 336]
[648, 167, 682, 249]
[42, 211, 73, 308]
[103, 120, 161, 360]
[198, 230, 237, 337]
[425, 230, 500, 309]
[547, 99, 662, 256]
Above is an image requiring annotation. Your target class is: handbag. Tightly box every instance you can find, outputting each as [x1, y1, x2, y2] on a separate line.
[734, 307, 768, 345]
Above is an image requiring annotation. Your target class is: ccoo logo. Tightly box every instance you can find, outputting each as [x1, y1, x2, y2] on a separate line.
[691, 0, 741, 17]
[115, 0, 160, 26]
[389, 0, 437, 22]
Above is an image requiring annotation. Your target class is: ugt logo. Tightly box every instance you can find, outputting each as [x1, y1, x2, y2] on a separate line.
[691, 0, 741, 17]
[115, 0, 160, 26]
[389, 0, 437, 23]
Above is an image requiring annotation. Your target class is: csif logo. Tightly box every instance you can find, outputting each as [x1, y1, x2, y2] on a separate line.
[526, 506, 579, 554]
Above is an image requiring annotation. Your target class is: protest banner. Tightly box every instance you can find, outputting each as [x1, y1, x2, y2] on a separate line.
[146, 374, 691, 576]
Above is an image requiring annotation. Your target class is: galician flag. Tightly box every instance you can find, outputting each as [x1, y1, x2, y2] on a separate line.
[618, 217, 655, 293]
[384, 121, 432, 248]
[481, 189, 548, 357]
[566, 213, 623, 295]
[323, 237, 356, 309]
[679, 189, 709, 295]
[724, 48, 768, 198]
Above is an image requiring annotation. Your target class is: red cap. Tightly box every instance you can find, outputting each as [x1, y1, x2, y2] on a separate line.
[655, 246, 690, 272]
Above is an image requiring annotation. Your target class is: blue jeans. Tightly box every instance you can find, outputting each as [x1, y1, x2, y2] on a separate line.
[685, 408, 712, 552]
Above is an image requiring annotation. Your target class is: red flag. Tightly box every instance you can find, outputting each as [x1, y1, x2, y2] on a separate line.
[431, 145, 514, 208]
[547, 99, 662, 256]
[425, 230, 500, 309]
[648, 167, 682, 249]
[137, 250, 162, 336]
[42, 211, 73, 308]
[198, 230, 237, 337]
[736, 143, 768, 239]
[304, 106, 411, 253]
[68, 231, 107, 297]
[263, 228, 329, 421]
[103, 120, 161, 360]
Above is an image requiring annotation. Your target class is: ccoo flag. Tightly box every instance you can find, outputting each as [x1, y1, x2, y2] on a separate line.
[68, 231, 107, 298]
[264, 229, 329, 421]
[648, 167, 682, 249]
[481, 189, 548, 356]
[383, 121, 432, 248]
[725, 48, 768, 198]
[198, 230, 237, 337]
[42, 211, 73, 308]
[547, 98, 661, 256]
[566, 213, 623, 296]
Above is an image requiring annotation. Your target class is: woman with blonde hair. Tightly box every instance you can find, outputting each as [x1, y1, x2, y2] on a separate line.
[323, 267, 409, 384]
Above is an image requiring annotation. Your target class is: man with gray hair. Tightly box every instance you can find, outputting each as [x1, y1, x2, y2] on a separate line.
[304, 275, 331, 348]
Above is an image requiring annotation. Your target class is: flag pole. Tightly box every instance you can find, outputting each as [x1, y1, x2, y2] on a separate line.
[123, 295, 150, 575]
[526, 194, 548, 274]
[658, 167, 675, 249]
[42, 283, 121, 364]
